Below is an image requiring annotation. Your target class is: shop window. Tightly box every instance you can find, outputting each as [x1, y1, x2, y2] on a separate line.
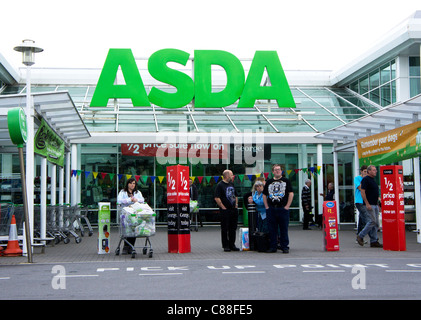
[409, 57, 421, 98]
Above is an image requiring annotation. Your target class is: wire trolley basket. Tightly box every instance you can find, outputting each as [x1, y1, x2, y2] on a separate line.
[115, 202, 155, 258]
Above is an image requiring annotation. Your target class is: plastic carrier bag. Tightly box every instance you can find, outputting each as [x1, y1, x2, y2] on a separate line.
[190, 200, 199, 213]
[120, 202, 156, 237]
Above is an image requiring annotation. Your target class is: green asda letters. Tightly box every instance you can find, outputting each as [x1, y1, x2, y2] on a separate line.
[90, 48, 295, 109]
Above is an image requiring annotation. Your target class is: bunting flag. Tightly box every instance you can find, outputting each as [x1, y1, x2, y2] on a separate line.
[69, 165, 323, 185]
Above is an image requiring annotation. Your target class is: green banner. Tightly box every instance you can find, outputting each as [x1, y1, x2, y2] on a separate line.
[34, 118, 65, 167]
[358, 121, 421, 166]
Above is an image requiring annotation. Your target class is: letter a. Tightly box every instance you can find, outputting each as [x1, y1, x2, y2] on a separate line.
[238, 51, 296, 108]
[351, 266, 366, 290]
[51, 265, 66, 290]
[90, 49, 150, 107]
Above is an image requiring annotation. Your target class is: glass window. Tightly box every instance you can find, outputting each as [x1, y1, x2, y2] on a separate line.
[391, 59, 396, 79]
[381, 84, 391, 106]
[369, 70, 380, 90]
[369, 88, 380, 105]
[380, 63, 391, 85]
[391, 80, 396, 104]
[0, 85, 25, 95]
[410, 78, 421, 98]
[409, 57, 420, 77]
[359, 75, 369, 95]
[350, 81, 359, 93]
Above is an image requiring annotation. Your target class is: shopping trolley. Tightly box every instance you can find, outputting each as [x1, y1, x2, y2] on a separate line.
[0, 204, 23, 255]
[60, 204, 82, 244]
[115, 202, 155, 259]
[74, 204, 93, 237]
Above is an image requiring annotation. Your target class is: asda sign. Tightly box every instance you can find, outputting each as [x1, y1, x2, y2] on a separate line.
[90, 49, 295, 109]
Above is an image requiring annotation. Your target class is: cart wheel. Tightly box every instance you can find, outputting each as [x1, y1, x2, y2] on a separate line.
[148, 250, 153, 258]
[54, 237, 60, 245]
[115, 247, 120, 255]
[64, 238, 70, 244]
[88, 231, 93, 237]
[143, 247, 147, 255]
[131, 251, 137, 259]
[195, 226, 198, 232]
[75, 238, 82, 244]
[80, 230, 85, 237]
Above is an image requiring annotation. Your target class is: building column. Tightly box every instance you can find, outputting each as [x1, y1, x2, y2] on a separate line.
[333, 141, 340, 224]
[71, 144, 78, 206]
[317, 144, 324, 217]
[414, 157, 421, 243]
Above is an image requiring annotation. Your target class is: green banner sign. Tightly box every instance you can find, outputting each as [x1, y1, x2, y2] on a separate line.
[358, 121, 421, 166]
[34, 118, 65, 167]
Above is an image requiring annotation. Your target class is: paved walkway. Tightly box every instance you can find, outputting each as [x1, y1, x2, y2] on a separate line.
[1, 224, 420, 265]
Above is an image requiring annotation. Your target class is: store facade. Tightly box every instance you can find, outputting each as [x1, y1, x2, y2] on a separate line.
[1, 11, 421, 236]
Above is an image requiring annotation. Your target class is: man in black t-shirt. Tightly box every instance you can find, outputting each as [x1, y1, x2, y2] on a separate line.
[356, 165, 382, 248]
[215, 170, 239, 252]
[263, 164, 294, 253]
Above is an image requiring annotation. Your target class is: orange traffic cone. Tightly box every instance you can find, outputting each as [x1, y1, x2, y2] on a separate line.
[4, 215, 22, 256]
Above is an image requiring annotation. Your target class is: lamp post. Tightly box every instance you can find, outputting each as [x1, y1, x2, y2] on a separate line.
[13, 39, 43, 263]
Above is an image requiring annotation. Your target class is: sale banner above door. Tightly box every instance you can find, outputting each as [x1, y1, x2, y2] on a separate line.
[357, 121, 421, 166]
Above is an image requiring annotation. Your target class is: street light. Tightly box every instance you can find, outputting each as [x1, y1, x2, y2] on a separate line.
[13, 39, 43, 263]
[13, 39, 43, 66]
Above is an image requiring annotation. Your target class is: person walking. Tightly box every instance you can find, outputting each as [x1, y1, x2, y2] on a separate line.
[355, 165, 368, 238]
[263, 164, 294, 253]
[214, 169, 239, 252]
[301, 179, 313, 230]
[356, 165, 383, 248]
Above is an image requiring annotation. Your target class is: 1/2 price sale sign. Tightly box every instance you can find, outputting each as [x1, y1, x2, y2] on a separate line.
[380, 165, 406, 251]
[166, 165, 191, 253]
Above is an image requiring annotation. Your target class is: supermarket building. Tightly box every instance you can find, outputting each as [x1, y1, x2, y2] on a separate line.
[1, 11, 421, 243]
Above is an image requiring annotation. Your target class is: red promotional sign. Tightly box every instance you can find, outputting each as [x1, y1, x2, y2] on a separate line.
[166, 165, 191, 253]
[323, 201, 339, 251]
[121, 143, 228, 159]
[380, 165, 406, 251]
[166, 165, 190, 204]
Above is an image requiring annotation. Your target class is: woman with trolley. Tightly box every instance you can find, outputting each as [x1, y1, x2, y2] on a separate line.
[117, 178, 145, 254]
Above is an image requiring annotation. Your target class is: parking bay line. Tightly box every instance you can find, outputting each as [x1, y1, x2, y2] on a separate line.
[386, 270, 421, 273]
[139, 273, 184, 276]
[303, 270, 346, 273]
[222, 271, 266, 274]
[57, 274, 99, 278]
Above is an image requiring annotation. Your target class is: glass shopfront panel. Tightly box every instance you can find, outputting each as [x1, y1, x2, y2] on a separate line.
[76, 143, 354, 225]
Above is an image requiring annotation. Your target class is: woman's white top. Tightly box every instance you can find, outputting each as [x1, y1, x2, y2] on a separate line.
[117, 190, 145, 207]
